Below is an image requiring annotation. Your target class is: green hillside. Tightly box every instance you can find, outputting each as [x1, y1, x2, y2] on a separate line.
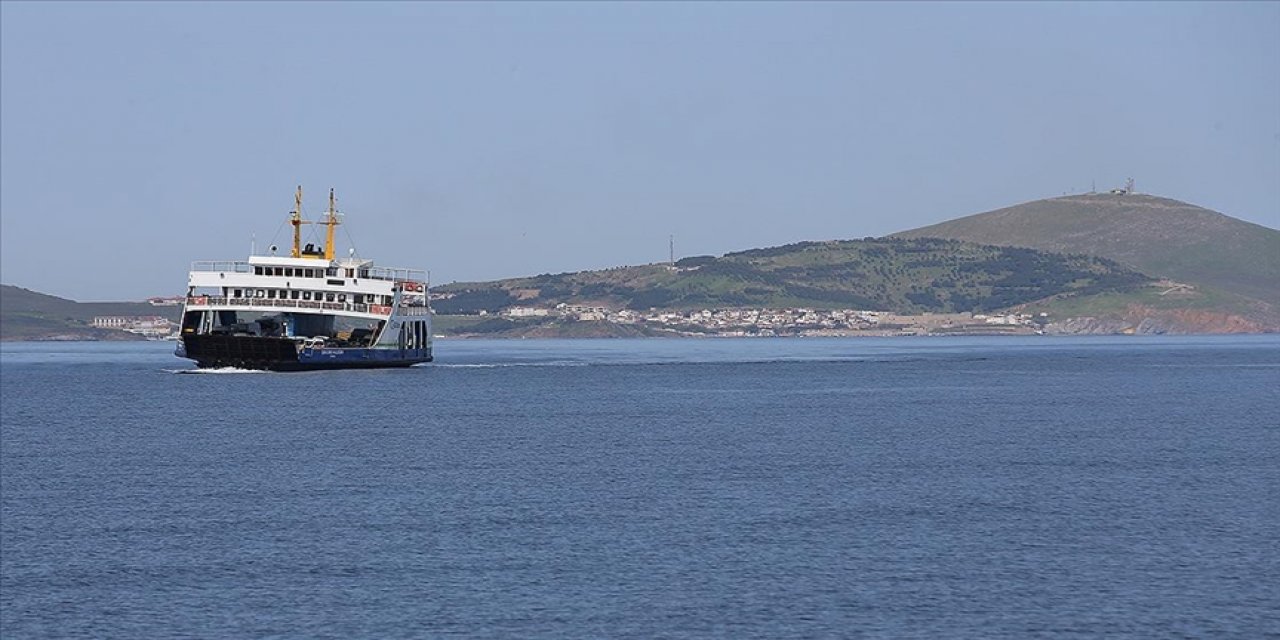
[0, 285, 180, 340]
[435, 237, 1150, 315]
[8, 192, 1273, 339]
[892, 193, 1280, 305]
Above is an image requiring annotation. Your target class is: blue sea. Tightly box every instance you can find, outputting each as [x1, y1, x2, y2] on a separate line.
[2, 336, 1278, 638]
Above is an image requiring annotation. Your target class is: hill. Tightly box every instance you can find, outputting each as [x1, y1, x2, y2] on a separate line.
[7, 192, 1274, 339]
[435, 237, 1150, 316]
[892, 193, 1280, 305]
[0, 285, 180, 341]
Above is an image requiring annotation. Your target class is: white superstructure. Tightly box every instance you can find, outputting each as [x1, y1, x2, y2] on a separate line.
[176, 187, 432, 370]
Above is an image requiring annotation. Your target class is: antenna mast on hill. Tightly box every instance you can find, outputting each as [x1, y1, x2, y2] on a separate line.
[1125, 177, 1135, 194]
[669, 234, 675, 266]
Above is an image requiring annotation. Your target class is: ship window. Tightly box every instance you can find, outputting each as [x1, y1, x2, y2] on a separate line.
[272, 267, 281, 276]
[254, 267, 263, 275]
[338, 294, 346, 303]
[345, 268, 354, 277]
[325, 293, 335, 302]
[303, 291, 312, 300]
[291, 290, 300, 300]
[267, 290, 275, 299]
[233, 289, 242, 298]
[285, 268, 293, 277]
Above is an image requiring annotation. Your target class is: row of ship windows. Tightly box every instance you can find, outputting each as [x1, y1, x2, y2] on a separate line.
[253, 266, 365, 278]
[232, 289, 392, 305]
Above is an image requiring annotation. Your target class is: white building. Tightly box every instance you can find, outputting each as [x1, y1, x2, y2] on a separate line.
[503, 306, 550, 318]
[92, 316, 175, 339]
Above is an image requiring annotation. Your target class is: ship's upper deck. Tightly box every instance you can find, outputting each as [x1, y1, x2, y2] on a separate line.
[182, 187, 431, 319]
[189, 257, 426, 287]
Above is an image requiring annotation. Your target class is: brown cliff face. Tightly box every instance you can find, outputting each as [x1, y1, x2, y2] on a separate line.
[1047, 305, 1271, 335]
[1123, 306, 1268, 334]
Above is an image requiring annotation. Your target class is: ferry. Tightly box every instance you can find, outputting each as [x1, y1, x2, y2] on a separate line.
[176, 187, 432, 371]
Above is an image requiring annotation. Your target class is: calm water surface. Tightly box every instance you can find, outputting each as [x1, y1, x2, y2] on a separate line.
[2, 336, 1278, 638]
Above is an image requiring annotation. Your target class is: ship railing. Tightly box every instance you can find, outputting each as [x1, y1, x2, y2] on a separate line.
[360, 267, 428, 285]
[190, 261, 254, 273]
[184, 296, 430, 316]
[189, 261, 427, 286]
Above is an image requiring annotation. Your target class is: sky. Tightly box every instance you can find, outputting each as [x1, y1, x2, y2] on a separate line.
[2, 1, 1277, 301]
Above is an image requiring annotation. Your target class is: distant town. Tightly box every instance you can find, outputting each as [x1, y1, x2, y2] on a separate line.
[90, 301, 1043, 341]
[454, 303, 1043, 337]
[88, 292, 1046, 341]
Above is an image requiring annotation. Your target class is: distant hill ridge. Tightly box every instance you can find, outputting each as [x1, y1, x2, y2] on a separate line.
[434, 237, 1150, 315]
[0, 285, 179, 340]
[5, 192, 1276, 339]
[892, 193, 1280, 304]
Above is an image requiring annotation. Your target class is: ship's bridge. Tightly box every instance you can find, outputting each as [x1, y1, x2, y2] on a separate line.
[182, 186, 429, 320]
[189, 258, 426, 290]
[186, 255, 429, 318]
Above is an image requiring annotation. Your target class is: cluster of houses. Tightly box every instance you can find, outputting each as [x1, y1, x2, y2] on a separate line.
[91, 316, 177, 340]
[494, 304, 1039, 336]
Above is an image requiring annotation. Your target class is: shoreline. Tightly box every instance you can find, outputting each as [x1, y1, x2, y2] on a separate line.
[5, 328, 1274, 343]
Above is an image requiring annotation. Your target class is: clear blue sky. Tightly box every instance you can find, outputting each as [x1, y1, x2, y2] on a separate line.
[2, 1, 1277, 301]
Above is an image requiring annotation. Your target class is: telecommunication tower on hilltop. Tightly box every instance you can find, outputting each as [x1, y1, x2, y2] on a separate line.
[1109, 177, 1137, 195]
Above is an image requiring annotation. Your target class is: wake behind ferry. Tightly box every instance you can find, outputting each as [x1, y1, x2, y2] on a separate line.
[176, 187, 432, 371]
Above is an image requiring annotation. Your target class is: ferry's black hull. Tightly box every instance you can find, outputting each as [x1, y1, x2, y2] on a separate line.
[179, 334, 432, 371]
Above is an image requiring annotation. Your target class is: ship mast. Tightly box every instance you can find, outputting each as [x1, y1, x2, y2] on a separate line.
[290, 185, 304, 258]
[324, 188, 340, 260]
